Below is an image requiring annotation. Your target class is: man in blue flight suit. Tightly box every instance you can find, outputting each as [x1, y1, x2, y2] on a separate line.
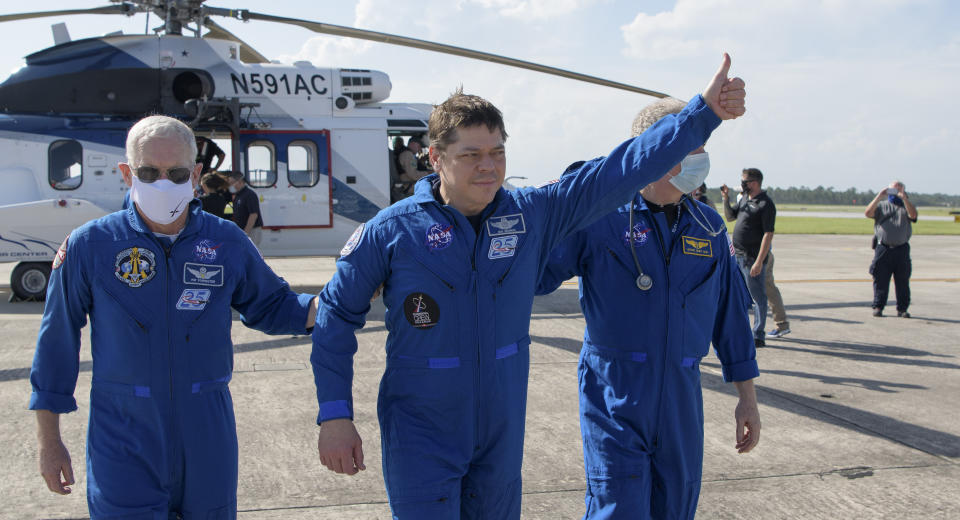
[311, 55, 747, 519]
[30, 115, 318, 519]
[536, 97, 761, 519]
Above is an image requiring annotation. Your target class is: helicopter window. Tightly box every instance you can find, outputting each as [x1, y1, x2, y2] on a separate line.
[48, 140, 83, 190]
[245, 141, 277, 188]
[288, 141, 319, 188]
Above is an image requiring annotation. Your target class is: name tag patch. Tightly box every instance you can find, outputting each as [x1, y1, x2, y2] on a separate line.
[486, 213, 526, 236]
[176, 288, 211, 311]
[488, 235, 518, 259]
[682, 236, 713, 257]
[184, 262, 224, 286]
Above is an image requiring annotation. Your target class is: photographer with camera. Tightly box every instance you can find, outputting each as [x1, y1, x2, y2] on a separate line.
[865, 181, 918, 317]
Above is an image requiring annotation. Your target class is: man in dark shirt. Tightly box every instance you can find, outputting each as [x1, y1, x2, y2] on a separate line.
[864, 180, 918, 317]
[721, 167, 776, 348]
[195, 136, 226, 174]
[226, 170, 264, 247]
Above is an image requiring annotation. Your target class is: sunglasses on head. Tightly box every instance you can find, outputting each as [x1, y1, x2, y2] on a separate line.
[134, 165, 193, 184]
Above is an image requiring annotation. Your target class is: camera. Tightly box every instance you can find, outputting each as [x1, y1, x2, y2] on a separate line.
[887, 187, 898, 195]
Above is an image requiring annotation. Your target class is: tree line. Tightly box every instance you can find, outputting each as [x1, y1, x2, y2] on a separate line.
[704, 185, 960, 207]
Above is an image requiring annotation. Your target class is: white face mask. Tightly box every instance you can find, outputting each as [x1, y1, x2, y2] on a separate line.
[130, 175, 195, 225]
[668, 152, 710, 195]
[228, 184, 238, 194]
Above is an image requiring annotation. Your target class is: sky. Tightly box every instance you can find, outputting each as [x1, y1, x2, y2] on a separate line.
[1, 0, 958, 195]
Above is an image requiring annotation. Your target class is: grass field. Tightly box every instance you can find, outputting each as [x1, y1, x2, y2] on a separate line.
[723, 216, 960, 235]
[776, 204, 958, 217]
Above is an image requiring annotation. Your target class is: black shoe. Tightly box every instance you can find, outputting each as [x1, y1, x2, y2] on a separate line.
[755, 338, 766, 349]
[872, 308, 883, 317]
[898, 311, 911, 318]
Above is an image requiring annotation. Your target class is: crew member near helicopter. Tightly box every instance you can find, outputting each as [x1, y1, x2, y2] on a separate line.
[30, 115, 318, 519]
[311, 55, 747, 519]
[535, 97, 760, 520]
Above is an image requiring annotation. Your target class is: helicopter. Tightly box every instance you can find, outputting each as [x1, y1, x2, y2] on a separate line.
[0, 0, 668, 301]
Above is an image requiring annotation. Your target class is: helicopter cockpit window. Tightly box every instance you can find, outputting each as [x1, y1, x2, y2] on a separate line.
[288, 140, 319, 188]
[48, 139, 83, 190]
[246, 141, 277, 188]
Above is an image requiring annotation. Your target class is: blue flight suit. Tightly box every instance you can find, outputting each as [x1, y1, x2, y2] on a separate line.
[30, 200, 314, 520]
[536, 196, 758, 519]
[312, 96, 722, 519]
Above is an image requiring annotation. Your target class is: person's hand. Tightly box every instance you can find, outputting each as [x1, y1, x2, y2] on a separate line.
[735, 397, 761, 453]
[898, 188, 908, 200]
[317, 418, 365, 475]
[749, 261, 762, 278]
[39, 438, 74, 495]
[702, 53, 746, 120]
[720, 184, 729, 199]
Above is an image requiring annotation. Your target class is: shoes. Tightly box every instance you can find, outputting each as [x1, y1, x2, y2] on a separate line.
[767, 327, 791, 338]
[898, 311, 911, 318]
[754, 338, 766, 349]
[872, 308, 883, 317]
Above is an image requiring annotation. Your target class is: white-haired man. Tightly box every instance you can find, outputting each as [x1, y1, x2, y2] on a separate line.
[30, 115, 318, 519]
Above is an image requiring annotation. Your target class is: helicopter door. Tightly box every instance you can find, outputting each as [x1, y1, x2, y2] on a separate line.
[238, 130, 332, 229]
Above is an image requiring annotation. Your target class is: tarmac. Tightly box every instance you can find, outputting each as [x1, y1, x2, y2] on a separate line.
[1, 234, 958, 519]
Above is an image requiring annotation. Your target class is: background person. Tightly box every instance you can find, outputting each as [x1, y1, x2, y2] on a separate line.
[199, 172, 231, 219]
[536, 97, 760, 519]
[721, 167, 776, 348]
[196, 135, 226, 174]
[865, 180, 917, 317]
[310, 55, 746, 518]
[764, 250, 791, 337]
[30, 115, 318, 519]
[225, 170, 264, 246]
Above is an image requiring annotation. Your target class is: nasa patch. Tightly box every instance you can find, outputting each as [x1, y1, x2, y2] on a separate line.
[192, 239, 223, 263]
[183, 262, 224, 287]
[52, 236, 68, 270]
[425, 223, 453, 251]
[340, 223, 365, 257]
[486, 213, 526, 236]
[623, 223, 651, 246]
[404, 292, 440, 329]
[488, 235, 518, 260]
[176, 288, 211, 311]
[114, 247, 157, 288]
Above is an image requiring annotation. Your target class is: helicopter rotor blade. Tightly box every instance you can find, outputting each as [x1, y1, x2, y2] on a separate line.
[202, 17, 270, 64]
[0, 5, 132, 24]
[238, 11, 669, 98]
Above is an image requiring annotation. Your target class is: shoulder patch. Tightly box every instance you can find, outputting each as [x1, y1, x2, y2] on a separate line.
[340, 223, 365, 257]
[52, 236, 69, 270]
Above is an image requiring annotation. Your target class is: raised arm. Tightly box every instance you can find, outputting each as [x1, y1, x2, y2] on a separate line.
[720, 184, 738, 221]
[525, 54, 745, 253]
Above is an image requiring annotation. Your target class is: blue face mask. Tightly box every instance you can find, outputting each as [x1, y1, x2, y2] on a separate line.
[888, 194, 904, 207]
[669, 152, 710, 194]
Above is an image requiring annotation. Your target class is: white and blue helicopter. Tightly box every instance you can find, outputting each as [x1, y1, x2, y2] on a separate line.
[0, 0, 667, 300]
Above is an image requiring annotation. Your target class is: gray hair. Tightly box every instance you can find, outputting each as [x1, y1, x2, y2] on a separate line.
[631, 97, 688, 137]
[125, 115, 197, 166]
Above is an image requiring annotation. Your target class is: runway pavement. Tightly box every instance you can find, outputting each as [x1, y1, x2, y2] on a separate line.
[1, 234, 958, 519]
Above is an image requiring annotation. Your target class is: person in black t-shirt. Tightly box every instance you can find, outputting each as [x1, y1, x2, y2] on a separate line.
[721, 167, 776, 348]
[225, 170, 264, 247]
[195, 136, 226, 174]
[198, 173, 230, 219]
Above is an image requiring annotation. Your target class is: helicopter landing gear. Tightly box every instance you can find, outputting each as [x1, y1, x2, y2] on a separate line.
[10, 261, 51, 302]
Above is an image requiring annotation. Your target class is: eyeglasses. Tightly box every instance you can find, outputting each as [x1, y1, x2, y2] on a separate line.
[134, 165, 193, 184]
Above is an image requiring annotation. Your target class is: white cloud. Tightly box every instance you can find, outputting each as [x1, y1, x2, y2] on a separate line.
[467, 0, 598, 19]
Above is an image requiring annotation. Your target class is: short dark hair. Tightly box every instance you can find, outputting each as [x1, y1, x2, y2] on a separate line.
[742, 167, 763, 184]
[225, 170, 244, 181]
[200, 172, 229, 191]
[428, 87, 508, 152]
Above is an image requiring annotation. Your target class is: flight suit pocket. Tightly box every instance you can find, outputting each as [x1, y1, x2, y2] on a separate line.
[680, 269, 720, 360]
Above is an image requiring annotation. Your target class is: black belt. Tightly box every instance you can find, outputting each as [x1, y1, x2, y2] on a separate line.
[880, 242, 906, 248]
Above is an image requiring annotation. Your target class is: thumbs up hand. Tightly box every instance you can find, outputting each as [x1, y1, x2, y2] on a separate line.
[703, 53, 746, 120]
